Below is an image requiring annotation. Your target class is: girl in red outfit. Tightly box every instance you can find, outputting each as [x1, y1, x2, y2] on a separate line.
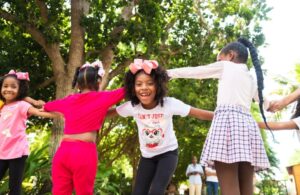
[43, 60, 124, 195]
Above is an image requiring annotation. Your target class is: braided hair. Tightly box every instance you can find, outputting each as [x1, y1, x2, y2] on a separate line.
[237, 38, 271, 131]
[72, 66, 101, 91]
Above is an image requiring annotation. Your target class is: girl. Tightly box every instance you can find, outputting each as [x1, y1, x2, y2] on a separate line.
[108, 59, 214, 195]
[43, 60, 124, 195]
[0, 70, 57, 195]
[167, 38, 270, 195]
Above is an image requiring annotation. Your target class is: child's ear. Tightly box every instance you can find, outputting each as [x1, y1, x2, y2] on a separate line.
[229, 50, 239, 62]
[228, 50, 235, 60]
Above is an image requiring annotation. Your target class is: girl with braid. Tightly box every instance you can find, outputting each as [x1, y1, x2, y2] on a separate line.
[43, 60, 124, 195]
[167, 38, 270, 195]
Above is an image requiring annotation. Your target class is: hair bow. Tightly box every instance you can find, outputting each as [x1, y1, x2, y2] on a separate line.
[7, 70, 30, 81]
[129, 59, 159, 74]
[80, 59, 105, 77]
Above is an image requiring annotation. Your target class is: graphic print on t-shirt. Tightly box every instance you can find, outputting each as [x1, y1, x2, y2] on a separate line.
[1, 128, 11, 137]
[0, 111, 12, 137]
[142, 125, 164, 148]
[138, 113, 165, 149]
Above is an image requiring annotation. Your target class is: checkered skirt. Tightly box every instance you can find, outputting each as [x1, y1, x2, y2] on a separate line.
[200, 105, 270, 171]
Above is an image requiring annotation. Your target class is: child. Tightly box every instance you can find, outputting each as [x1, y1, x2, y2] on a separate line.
[0, 70, 57, 195]
[108, 59, 214, 195]
[167, 38, 270, 195]
[43, 60, 125, 195]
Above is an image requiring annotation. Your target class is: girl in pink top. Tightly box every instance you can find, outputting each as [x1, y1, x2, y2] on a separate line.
[0, 70, 57, 195]
[43, 60, 125, 195]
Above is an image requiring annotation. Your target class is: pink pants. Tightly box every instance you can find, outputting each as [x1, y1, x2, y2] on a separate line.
[52, 139, 98, 195]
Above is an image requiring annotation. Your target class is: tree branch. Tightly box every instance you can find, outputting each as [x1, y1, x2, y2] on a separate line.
[194, 0, 210, 31]
[67, 0, 87, 79]
[0, 9, 17, 22]
[36, 0, 49, 23]
[0, 9, 49, 53]
[36, 77, 55, 89]
[108, 59, 131, 80]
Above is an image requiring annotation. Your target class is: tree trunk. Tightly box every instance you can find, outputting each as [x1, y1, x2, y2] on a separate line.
[48, 0, 87, 156]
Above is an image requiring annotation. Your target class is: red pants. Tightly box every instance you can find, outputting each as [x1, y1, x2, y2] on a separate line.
[52, 139, 98, 195]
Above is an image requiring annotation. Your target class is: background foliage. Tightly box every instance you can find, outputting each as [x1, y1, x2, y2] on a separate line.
[0, 0, 282, 193]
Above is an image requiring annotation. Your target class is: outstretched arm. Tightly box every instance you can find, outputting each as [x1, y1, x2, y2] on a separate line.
[257, 121, 298, 130]
[167, 62, 223, 80]
[24, 97, 45, 108]
[106, 108, 119, 118]
[28, 106, 61, 118]
[188, 107, 214, 120]
[268, 88, 300, 112]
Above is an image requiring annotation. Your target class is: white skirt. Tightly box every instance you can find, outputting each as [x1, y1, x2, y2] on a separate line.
[200, 105, 270, 171]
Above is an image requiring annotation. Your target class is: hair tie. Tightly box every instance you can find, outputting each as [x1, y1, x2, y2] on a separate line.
[6, 70, 30, 81]
[80, 59, 105, 77]
[129, 59, 159, 74]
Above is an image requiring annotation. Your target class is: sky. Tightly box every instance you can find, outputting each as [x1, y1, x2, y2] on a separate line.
[259, 0, 300, 179]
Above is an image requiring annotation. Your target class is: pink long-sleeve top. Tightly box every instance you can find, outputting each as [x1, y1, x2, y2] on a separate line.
[44, 88, 125, 134]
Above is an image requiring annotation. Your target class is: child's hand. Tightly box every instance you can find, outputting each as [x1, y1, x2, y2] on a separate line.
[267, 100, 283, 112]
[34, 100, 46, 108]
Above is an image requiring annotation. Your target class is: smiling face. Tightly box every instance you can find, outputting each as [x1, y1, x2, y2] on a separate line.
[1, 77, 20, 104]
[134, 72, 157, 109]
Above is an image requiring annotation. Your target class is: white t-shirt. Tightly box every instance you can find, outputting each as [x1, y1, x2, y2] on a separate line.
[291, 117, 300, 142]
[205, 166, 218, 182]
[167, 61, 269, 110]
[186, 164, 204, 185]
[116, 97, 191, 158]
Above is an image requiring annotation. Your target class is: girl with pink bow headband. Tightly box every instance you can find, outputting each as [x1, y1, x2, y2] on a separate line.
[0, 70, 58, 194]
[107, 59, 213, 195]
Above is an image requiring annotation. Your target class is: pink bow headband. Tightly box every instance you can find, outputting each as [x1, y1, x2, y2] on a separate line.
[6, 70, 30, 81]
[80, 59, 105, 77]
[129, 59, 159, 74]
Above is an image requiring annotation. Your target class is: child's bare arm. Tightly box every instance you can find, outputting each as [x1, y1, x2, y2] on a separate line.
[268, 88, 300, 112]
[188, 107, 214, 120]
[257, 121, 298, 130]
[106, 108, 119, 118]
[24, 97, 45, 108]
[28, 106, 61, 118]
